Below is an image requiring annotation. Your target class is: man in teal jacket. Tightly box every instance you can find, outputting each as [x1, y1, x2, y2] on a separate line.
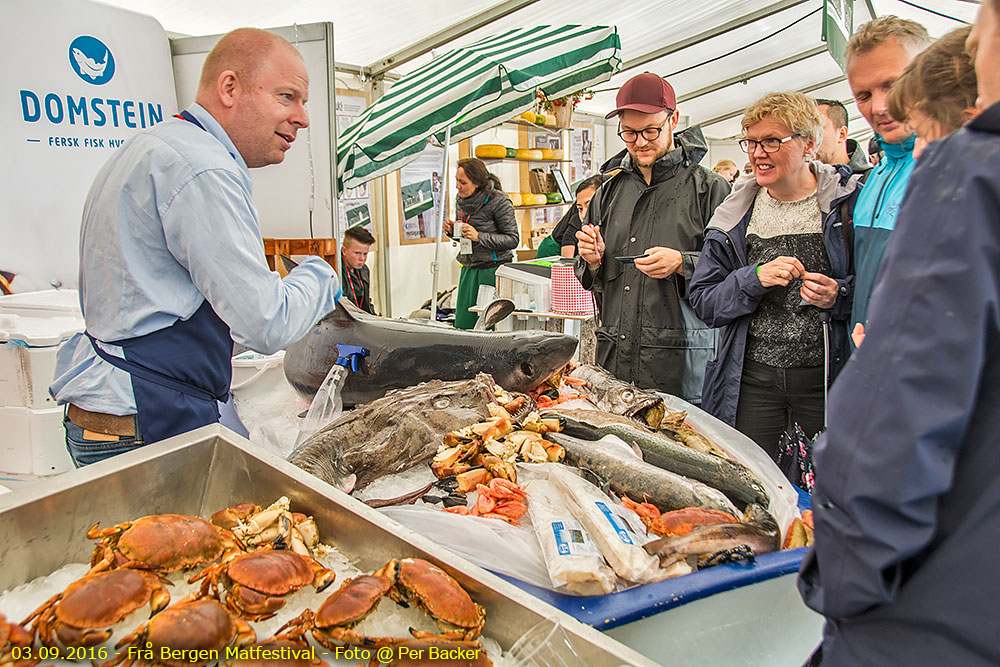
[844, 17, 930, 342]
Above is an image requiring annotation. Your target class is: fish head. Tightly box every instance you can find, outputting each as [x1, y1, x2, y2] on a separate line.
[491, 332, 577, 393]
[567, 364, 666, 428]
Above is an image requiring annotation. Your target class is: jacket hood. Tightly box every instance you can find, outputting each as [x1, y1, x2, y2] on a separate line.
[707, 161, 861, 233]
[846, 138, 872, 174]
[603, 125, 710, 179]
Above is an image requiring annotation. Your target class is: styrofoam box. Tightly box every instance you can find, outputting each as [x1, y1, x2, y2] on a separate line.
[496, 264, 551, 313]
[0, 405, 74, 476]
[0, 289, 81, 318]
[0, 315, 85, 408]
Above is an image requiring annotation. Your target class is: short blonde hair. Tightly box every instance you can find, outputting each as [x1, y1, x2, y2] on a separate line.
[713, 158, 738, 171]
[741, 92, 824, 145]
[845, 16, 931, 64]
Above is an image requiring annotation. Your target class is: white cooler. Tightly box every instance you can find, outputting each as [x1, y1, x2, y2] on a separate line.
[0, 289, 81, 318]
[0, 314, 82, 476]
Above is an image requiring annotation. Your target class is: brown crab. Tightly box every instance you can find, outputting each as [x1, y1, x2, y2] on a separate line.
[88, 513, 242, 574]
[212, 499, 324, 557]
[382, 558, 486, 643]
[1, 614, 38, 667]
[190, 547, 336, 621]
[278, 574, 395, 649]
[23, 569, 170, 650]
[98, 597, 255, 667]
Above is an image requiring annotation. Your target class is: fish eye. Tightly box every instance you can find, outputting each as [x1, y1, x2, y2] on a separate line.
[433, 398, 450, 409]
[621, 390, 634, 401]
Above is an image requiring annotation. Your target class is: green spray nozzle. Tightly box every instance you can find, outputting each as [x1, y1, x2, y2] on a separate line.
[334, 344, 368, 373]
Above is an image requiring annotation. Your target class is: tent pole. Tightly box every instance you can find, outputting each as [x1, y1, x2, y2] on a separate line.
[430, 124, 452, 323]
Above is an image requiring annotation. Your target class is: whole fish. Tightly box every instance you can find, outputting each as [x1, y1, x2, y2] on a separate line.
[643, 504, 780, 571]
[284, 300, 578, 406]
[565, 364, 665, 428]
[543, 431, 738, 514]
[288, 375, 497, 492]
[542, 408, 769, 508]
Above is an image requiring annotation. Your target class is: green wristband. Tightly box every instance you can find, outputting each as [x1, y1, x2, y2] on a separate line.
[756, 264, 762, 275]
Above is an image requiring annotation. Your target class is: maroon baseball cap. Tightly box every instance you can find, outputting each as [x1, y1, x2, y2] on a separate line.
[605, 72, 677, 119]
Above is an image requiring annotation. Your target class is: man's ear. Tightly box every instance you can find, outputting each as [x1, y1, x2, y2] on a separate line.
[838, 125, 849, 143]
[217, 70, 239, 109]
[668, 109, 680, 131]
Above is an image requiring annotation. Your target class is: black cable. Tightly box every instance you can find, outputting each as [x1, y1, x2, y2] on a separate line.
[897, 0, 971, 24]
[592, 7, 822, 93]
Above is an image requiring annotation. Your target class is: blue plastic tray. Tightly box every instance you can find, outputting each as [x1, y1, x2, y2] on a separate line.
[496, 487, 811, 629]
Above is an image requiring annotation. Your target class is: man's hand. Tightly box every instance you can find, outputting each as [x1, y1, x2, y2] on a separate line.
[852, 323, 866, 348]
[634, 247, 683, 279]
[576, 224, 605, 270]
[757, 256, 806, 287]
[800, 271, 838, 309]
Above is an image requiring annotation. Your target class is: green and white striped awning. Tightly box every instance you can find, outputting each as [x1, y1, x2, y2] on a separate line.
[337, 25, 621, 190]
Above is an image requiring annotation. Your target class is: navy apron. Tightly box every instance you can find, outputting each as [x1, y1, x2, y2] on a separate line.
[85, 110, 234, 444]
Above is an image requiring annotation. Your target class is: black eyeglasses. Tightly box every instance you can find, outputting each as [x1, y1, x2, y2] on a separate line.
[618, 112, 674, 143]
[739, 134, 801, 154]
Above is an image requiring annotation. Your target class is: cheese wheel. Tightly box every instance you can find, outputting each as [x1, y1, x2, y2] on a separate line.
[545, 192, 562, 203]
[509, 193, 522, 207]
[506, 148, 518, 158]
[545, 114, 557, 127]
[551, 149, 564, 160]
[519, 110, 537, 122]
[475, 144, 507, 159]
[531, 193, 548, 205]
[539, 148, 555, 160]
[515, 149, 544, 160]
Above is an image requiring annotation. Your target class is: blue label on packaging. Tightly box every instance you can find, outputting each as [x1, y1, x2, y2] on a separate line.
[595, 501, 633, 545]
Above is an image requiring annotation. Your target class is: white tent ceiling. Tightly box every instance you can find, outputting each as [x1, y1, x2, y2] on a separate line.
[98, 0, 981, 142]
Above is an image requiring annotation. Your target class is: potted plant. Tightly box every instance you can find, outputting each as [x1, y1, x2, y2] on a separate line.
[536, 89, 594, 127]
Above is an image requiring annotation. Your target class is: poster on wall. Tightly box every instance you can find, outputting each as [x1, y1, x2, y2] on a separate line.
[570, 124, 595, 184]
[398, 145, 444, 245]
[2, 0, 177, 289]
[335, 90, 373, 233]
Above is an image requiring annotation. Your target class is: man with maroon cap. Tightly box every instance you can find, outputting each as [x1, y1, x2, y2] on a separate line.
[575, 72, 730, 401]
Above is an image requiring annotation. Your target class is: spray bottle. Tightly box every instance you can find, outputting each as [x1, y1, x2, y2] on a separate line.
[295, 343, 368, 446]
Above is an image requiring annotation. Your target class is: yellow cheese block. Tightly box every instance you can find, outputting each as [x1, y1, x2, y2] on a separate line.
[515, 148, 545, 160]
[524, 193, 545, 205]
[508, 193, 522, 206]
[539, 148, 555, 160]
[519, 110, 536, 122]
[551, 148, 564, 160]
[475, 144, 508, 159]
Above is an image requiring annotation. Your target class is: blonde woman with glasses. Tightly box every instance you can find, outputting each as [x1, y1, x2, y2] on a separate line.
[689, 92, 863, 458]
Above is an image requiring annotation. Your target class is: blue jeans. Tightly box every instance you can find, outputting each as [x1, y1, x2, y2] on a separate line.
[64, 414, 144, 467]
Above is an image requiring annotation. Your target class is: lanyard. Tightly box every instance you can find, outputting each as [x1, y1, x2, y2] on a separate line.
[345, 267, 364, 309]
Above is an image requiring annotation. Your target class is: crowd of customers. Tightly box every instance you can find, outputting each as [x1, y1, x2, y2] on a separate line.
[573, 7, 1000, 665]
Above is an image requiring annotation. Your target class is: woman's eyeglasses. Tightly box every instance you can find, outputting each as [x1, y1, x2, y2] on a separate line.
[739, 134, 801, 154]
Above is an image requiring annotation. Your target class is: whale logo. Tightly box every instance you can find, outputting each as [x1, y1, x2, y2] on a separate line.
[68, 36, 115, 85]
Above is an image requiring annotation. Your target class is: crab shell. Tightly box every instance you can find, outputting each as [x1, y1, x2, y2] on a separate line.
[380, 559, 486, 642]
[99, 598, 255, 667]
[88, 514, 240, 574]
[194, 549, 336, 621]
[1, 614, 37, 667]
[24, 570, 170, 649]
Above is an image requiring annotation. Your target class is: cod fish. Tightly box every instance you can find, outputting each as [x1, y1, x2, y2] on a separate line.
[288, 374, 497, 492]
[284, 299, 578, 406]
[643, 503, 780, 571]
[565, 364, 665, 428]
[542, 409, 769, 508]
[543, 431, 738, 514]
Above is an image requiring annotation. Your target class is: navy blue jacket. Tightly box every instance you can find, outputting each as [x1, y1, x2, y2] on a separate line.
[798, 103, 1000, 666]
[689, 162, 860, 426]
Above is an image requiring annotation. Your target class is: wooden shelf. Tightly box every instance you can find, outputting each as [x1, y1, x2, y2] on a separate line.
[480, 157, 570, 165]
[502, 119, 574, 134]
